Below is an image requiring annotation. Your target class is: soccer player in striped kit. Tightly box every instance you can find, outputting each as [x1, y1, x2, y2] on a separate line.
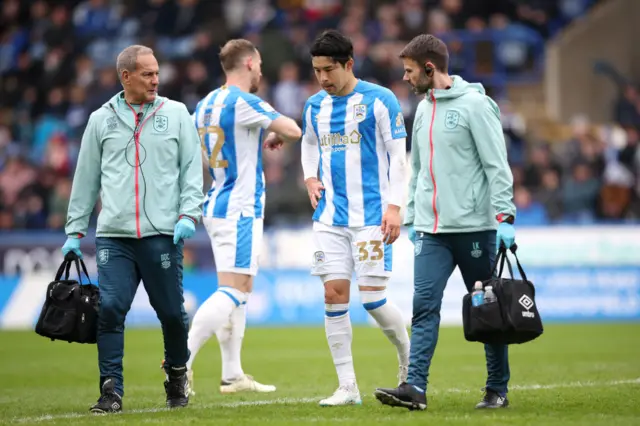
[183, 39, 302, 395]
[301, 30, 411, 406]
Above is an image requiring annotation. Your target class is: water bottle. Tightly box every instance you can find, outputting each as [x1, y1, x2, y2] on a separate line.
[484, 285, 497, 304]
[471, 281, 484, 307]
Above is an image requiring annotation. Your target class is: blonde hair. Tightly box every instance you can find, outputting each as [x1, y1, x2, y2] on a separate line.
[219, 39, 257, 72]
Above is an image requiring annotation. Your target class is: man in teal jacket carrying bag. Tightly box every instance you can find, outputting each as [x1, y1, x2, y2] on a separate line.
[62, 45, 204, 413]
[374, 34, 517, 411]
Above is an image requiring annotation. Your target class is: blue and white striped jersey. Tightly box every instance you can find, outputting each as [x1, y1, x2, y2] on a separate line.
[302, 80, 407, 227]
[193, 85, 280, 219]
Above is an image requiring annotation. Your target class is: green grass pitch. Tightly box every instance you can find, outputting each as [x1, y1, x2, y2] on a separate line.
[1, 323, 639, 425]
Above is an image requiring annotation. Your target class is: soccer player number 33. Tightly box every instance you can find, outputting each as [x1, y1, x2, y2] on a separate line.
[198, 125, 228, 168]
[356, 240, 383, 262]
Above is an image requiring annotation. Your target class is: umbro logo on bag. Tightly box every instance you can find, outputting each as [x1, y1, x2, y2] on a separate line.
[519, 295, 534, 309]
[518, 295, 535, 318]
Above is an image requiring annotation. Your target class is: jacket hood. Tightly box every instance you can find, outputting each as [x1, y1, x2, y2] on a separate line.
[428, 76, 485, 101]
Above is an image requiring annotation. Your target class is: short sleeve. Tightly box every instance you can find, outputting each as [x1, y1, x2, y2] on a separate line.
[236, 93, 281, 129]
[375, 90, 408, 143]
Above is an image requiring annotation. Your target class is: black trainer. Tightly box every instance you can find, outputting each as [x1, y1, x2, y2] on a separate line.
[374, 382, 427, 411]
[164, 364, 189, 408]
[475, 388, 509, 409]
[90, 378, 122, 414]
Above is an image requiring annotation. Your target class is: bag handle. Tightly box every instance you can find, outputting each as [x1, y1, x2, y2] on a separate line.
[73, 256, 92, 285]
[55, 253, 92, 285]
[492, 243, 528, 282]
[54, 257, 73, 281]
[494, 247, 514, 279]
[508, 244, 528, 283]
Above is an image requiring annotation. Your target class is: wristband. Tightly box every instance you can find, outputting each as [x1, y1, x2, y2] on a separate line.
[496, 213, 514, 224]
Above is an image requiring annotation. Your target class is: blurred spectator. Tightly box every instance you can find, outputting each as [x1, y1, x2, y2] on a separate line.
[273, 62, 306, 120]
[599, 183, 632, 221]
[524, 144, 560, 191]
[499, 99, 527, 166]
[351, 34, 376, 82]
[48, 178, 73, 229]
[180, 60, 211, 112]
[615, 85, 640, 129]
[0, 0, 628, 230]
[0, 210, 13, 230]
[66, 86, 90, 138]
[514, 185, 548, 225]
[618, 127, 639, 176]
[535, 168, 564, 222]
[73, 0, 120, 40]
[0, 156, 37, 207]
[562, 163, 601, 224]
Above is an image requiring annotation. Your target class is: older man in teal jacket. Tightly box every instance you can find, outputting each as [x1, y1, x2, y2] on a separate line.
[62, 45, 203, 413]
[375, 35, 517, 411]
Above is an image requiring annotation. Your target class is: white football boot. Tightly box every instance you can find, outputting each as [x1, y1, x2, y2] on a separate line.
[219, 374, 276, 394]
[319, 383, 362, 406]
[186, 369, 195, 396]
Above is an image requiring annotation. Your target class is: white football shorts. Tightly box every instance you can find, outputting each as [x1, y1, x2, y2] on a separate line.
[203, 216, 263, 276]
[310, 221, 392, 279]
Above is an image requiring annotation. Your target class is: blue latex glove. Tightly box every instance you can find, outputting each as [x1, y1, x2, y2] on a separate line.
[173, 217, 195, 245]
[62, 236, 83, 258]
[408, 225, 416, 245]
[496, 222, 515, 250]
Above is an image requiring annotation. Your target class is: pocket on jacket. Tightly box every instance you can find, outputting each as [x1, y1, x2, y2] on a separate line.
[437, 179, 475, 228]
[451, 180, 474, 211]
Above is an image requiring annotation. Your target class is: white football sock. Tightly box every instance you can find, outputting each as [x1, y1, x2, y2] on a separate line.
[186, 286, 246, 371]
[325, 303, 356, 387]
[360, 290, 410, 366]
[217, 293, 248, 382]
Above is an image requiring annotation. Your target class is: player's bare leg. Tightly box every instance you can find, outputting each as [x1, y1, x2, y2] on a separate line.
[319, 277, 362, 407]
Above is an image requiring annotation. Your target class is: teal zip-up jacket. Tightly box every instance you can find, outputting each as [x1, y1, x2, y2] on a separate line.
[65, 91, 204, 238]
[405, 76, 516, 233]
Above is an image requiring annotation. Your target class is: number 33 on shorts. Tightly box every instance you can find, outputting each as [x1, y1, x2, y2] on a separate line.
[356, 240, 384, 264]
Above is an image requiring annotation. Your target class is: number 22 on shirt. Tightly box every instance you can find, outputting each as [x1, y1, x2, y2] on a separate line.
[198, 125, 228, 168]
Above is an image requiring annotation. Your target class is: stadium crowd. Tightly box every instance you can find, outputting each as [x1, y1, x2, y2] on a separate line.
[1, 0, 638, 231]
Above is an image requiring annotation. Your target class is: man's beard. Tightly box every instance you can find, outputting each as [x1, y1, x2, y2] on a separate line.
[412, 72, 433, 95]
[249, 76, 260, 93]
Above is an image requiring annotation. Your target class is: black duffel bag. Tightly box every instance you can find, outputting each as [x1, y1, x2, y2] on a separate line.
[462, 244, 543, 345]
[35, 253, 100, 344]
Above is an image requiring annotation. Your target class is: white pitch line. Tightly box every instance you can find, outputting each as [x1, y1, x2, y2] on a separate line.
[12, 378, 640, 424]
[428, 378, 640, 394]
[13, 398, 321, 423]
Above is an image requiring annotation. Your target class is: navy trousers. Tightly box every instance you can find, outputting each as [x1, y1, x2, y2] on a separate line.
[95, 236, 190, 397]
[406, 230, 510, 394]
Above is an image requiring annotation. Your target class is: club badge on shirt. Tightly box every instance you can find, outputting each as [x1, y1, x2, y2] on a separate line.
[354, 104, 367, 123]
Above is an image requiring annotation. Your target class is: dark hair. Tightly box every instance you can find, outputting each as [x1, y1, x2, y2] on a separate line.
[310, 29, 353, 66]
[219, 39, 257, 72]
[399, 34, 449, 72]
